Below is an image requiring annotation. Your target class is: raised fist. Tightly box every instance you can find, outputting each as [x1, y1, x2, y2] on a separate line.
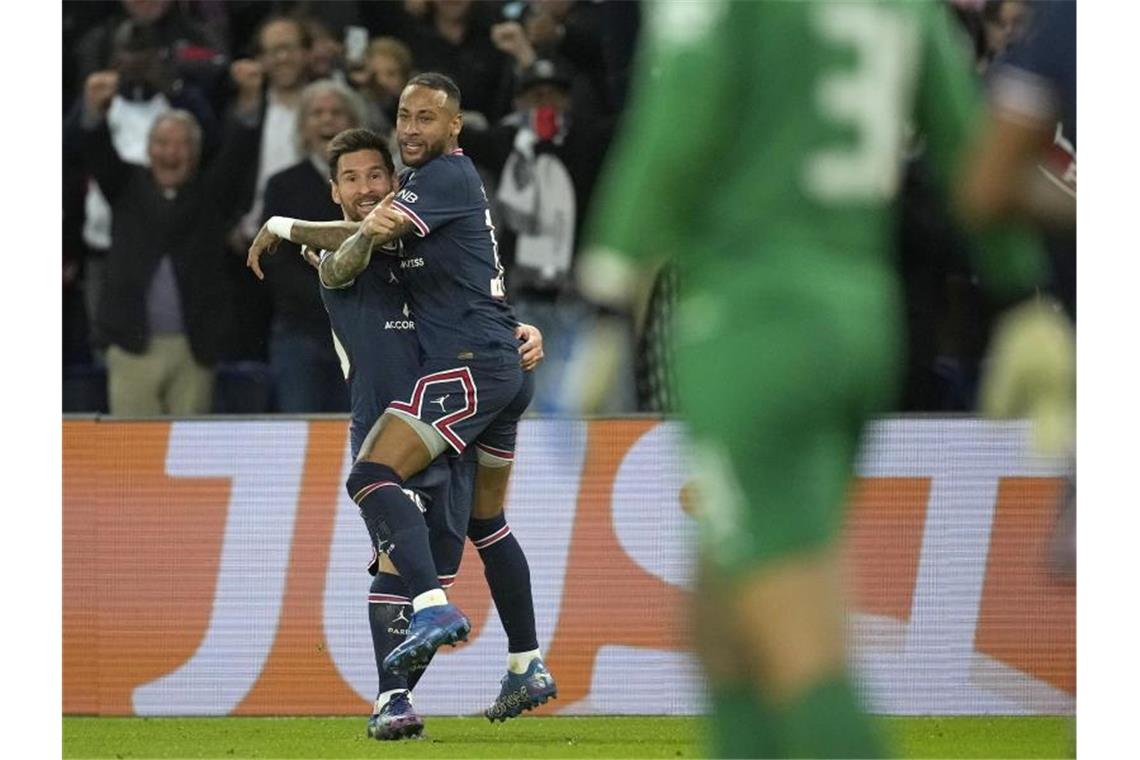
[403, 0, 429, 19]
[84, 70, 119, 116]
[525, 11, 563, 47]
[491, 21, 536, 66]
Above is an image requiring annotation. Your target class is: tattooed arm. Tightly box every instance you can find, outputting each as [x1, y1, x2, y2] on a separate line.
[318, 199, 415, 287]
[289, 220, 365, 251]
[318, 226, 377, 288]
[247, 219, 363, 280]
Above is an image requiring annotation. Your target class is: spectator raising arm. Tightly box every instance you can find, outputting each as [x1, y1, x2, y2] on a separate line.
[77, 71, 130, 201]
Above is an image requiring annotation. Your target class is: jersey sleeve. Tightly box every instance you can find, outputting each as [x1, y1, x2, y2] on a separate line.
[915, 4, 1048, 301]
[390, 159, 469, 238]
[584, 0, 738, 264]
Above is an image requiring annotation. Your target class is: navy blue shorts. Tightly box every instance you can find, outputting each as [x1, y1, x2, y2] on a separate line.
[365, 450, 476, 583]
[387, 359, 534, 463]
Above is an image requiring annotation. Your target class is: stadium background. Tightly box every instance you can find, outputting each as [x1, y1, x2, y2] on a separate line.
[58, 0, 1076, 745]
[63, 417, 1073, 717]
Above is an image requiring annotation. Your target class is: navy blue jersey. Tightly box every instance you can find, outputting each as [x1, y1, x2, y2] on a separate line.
[391, 150, 520, 363]
[318, 252, 421, 457]
[320, 251, 476, 579]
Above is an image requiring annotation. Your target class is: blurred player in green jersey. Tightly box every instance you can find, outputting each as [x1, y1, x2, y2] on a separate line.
[578, 2, 1050, 757]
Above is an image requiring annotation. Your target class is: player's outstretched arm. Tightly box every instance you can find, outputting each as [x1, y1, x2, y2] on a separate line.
[290, 220, 365, 252]
[247, 218, 363, 280]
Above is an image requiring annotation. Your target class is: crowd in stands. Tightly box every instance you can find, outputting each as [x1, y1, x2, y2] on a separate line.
[61, 0, 1073, 417]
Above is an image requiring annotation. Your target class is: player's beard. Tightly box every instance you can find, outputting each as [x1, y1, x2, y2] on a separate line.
[345, 193, 383, 222]
[399, 137, 446, 167]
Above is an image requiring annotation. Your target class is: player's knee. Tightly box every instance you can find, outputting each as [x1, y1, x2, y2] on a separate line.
[472, 460, 512, 519]
[346, 460, 404, 505]
[370, 570, 409, 597]
[476, 444, 514, 469]
[470, 499, 504, 520]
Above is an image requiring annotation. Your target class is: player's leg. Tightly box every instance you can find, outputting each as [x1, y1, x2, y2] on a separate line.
[469, 457, 557, 720]
[679, 309, 889, 758]
[349, 412, 468, 674]
[693, 560, 782, 759]
[691, 432, 882, 758]
[469, 459, 540, 667]
[470, 372, 557, 720]
[365, 566, 422, 741]
[362, 469, 467, 737]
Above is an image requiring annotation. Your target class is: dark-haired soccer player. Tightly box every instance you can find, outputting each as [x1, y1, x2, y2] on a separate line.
[320, 76, 554, 720]
[247, 123, 553, 735]
[247, 117, 554, 729]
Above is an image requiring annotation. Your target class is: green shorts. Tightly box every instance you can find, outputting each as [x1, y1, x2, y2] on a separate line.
[676, 277, 900, 577]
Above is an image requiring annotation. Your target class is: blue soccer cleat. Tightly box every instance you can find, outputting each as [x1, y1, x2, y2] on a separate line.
[484, 658, 558, 722]
[383, 603, 471, 675]
[366, 691, 423, 741]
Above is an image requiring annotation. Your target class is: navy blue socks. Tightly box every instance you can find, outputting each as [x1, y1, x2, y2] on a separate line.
[468, 513, 538, 654]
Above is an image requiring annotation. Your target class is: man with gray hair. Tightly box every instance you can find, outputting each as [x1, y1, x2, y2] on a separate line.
[259, 79, 370, 412]
[78, 69, 261, 416]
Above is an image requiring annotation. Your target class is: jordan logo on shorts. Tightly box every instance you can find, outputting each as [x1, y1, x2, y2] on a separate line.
[431, 395, 449, 412]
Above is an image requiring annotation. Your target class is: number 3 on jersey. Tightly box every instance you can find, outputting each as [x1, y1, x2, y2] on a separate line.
[804, 3, 919, 203]
[485, 208, 506, 298]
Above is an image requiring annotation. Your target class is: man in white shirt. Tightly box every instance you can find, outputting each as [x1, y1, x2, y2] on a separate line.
[234, 15, 313, 245]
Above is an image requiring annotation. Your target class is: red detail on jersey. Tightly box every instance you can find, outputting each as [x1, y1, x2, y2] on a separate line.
[391, 200, 430, 237]
[388, 368, 478, 452]
[477, 442, 515, 460]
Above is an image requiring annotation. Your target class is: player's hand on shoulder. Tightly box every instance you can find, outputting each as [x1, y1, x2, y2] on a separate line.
[516, 323, 545, 371]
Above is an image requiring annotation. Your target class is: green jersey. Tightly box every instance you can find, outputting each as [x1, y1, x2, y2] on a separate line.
[587, 0, 1044, 297]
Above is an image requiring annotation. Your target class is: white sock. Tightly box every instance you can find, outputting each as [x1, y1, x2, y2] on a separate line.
[412, 589, 448, 612]
[373, 688, 408, 712]
[508, 648, 542, 674]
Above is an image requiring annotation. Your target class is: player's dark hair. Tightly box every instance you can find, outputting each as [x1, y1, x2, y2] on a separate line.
[405, 72, 462, 109]
[327, 128, 394, 180]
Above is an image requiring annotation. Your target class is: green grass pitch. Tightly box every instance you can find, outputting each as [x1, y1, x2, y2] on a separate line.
[63, 715, 1072, 758]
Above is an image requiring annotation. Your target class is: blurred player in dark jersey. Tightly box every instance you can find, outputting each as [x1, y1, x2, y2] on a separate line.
[246, 125, 554, 735]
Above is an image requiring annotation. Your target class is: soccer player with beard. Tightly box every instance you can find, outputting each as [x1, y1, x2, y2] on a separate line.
[323, 74, 555, 720]
[247, 124, 554, 736]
